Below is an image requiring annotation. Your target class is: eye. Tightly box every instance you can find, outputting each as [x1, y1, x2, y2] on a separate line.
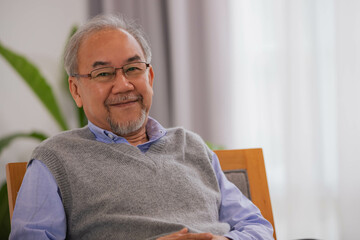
[125, 66, 141, 73]
[91, 68, 115, 80]
[95, 72, 113, 77]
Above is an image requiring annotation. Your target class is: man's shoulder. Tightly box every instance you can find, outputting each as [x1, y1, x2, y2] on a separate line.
[166, 126, 202, 139]
[165, 126, 209, 149]
[36, 126, 94, 148]
[164, 126, 214, 164]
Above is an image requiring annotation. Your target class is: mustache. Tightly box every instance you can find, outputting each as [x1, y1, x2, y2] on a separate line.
[105, 94, 143, 105]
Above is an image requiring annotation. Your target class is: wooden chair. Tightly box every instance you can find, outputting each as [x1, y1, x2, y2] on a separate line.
[6, 149, 276, 238]
[6, 162, 27, 220]
[214, 148, 276, 239]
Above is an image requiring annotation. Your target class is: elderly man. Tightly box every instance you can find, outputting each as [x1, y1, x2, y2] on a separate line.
[10, 15, 274, 240]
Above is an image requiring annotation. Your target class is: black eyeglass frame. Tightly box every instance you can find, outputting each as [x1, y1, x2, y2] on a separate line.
[71, 61, 150, 79]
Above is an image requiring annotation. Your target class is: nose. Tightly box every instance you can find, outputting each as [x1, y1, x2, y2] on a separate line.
[111, 69, 134, 93]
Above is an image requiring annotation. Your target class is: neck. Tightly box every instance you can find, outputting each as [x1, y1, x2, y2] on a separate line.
[123, 126, 149, 146]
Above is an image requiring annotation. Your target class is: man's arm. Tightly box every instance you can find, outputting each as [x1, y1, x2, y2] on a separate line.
[211, 153, 274, 240]
[9, 160, 66, 240]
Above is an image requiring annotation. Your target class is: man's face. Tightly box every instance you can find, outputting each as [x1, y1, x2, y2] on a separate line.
[69, 28, 154, 136]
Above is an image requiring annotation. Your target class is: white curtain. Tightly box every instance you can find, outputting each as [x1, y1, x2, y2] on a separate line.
[229, 0, 360, 239]
[229, 0, 338, 239]
[99, 0, 360, 239]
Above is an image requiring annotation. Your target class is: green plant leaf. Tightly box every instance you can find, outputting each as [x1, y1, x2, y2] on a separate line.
[206, 141, 225, 150]
[77, 107, 88, 127]
[0, 132, 48, 155]
[0, 182, 10, 239]
[0, 42, 68, 131]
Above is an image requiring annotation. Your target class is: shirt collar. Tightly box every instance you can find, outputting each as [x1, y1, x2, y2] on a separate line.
[87, 117, 167, 147]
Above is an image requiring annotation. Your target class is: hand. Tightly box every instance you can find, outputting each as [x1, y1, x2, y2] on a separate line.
[210, 236, 230, 240]
[156, 228, 230, 240]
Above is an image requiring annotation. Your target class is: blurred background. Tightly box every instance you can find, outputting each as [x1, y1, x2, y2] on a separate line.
[1, 0, 359, 239]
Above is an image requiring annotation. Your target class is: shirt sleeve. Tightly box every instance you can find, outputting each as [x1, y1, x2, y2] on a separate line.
[211, 152, 274, 240]
[9, 159, 67, 240]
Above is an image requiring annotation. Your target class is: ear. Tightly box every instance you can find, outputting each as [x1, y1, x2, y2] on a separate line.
[148, 65, 154, 88]
[68, 77, 83, 108]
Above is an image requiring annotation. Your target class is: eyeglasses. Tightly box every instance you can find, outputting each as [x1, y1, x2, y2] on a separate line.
[72, 62, 150, 82]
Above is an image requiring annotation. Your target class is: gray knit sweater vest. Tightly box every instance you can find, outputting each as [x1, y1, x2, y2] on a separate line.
[31, 126, 230, 239]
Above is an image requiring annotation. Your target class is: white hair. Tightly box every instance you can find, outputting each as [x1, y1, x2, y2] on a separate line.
[64, 14, 152, 76]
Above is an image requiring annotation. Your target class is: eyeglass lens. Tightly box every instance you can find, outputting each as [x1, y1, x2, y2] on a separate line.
[90, 62, 147, 82]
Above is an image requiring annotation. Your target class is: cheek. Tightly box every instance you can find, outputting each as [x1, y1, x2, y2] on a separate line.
[140, 83, 153, 106]
[81, 85, 109, 110]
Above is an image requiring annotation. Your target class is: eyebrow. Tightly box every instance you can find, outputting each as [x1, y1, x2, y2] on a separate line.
[91, 55, 143, 69]
[92, 61, 111, 68]
[126, 55, 142, 62]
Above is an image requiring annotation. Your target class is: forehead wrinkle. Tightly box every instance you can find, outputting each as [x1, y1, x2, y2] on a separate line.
[92, 55, 143, 69]
[82, 30, 145, 70]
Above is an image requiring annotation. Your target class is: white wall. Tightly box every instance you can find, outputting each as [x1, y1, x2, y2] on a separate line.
[0, 0, 88, 182]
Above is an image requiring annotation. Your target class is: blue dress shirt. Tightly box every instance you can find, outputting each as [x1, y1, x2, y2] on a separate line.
[10, 117, 273, 240]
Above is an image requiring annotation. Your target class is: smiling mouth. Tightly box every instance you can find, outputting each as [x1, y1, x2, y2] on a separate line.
[110, 99, 138, 107]
[105, 95, 142, 108]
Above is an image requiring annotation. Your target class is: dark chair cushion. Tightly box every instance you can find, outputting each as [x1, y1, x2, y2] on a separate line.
[224, 169, 251, 200]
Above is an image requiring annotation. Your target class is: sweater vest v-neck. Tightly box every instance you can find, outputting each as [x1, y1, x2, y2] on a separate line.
[31, 126, 230, 239]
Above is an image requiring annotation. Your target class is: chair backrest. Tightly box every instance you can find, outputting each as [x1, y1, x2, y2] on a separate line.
[214, 148, 276, 239]
[6, 162, 27, 220]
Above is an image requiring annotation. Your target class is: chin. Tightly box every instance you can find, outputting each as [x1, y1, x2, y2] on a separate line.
[107, 109, 147, 136]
